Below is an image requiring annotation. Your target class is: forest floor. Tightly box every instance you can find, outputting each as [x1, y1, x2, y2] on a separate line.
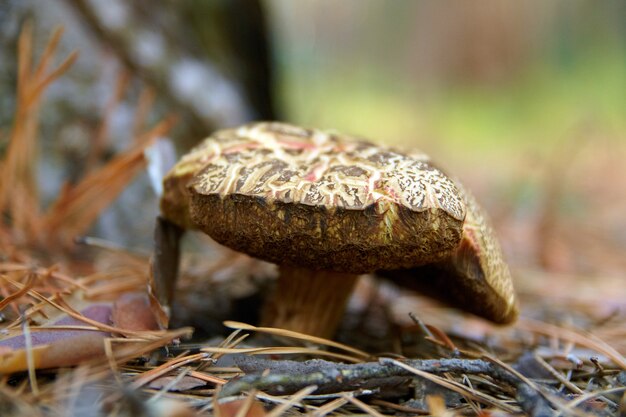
[0, 24, 624, 417]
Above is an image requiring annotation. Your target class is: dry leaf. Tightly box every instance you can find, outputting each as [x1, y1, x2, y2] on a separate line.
[0, 303, 112, 373]
[112, 292, 159, 331]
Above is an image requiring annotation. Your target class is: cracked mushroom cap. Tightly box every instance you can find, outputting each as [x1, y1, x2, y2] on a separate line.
[160, 122, 518, 326]
[379, 185, 519, 324]
[172, 122, 467, 273]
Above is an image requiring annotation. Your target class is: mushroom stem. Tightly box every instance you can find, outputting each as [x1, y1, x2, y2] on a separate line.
[261, 266, 360, 338]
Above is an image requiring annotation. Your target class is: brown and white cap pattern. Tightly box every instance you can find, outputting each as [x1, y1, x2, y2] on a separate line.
[379, 184, 518, 324]
[160, 121, 518, 330]
[184, 122, 467, 272]
[190, 123, 464, 216]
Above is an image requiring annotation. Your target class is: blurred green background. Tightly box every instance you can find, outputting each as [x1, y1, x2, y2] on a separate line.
[271, 1, 624, 157]
[1, 0, 624, 277]
[272, 2, 626, 280]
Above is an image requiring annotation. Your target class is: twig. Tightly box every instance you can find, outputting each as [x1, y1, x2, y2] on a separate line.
[223, 356, 564, 416]
[388, 358, 516, 412]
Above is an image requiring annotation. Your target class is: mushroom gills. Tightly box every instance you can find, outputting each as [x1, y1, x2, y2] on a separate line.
[378, 186, 518, 324]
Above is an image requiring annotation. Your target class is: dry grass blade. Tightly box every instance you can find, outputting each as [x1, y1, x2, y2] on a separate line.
[16, 329, 194, 407]
[42, 115, 177, 245]
[265, 385, 318, 417]
[187, 370, 227, 386]
[370, 399, 429, 415]
[129, 352, 211, 390]
[0, 22, 79, 242]
[344, 394, 387, 417]
[481, 354, 540, 391]
[25, 50, 79, 108]
[16, 20, 34, 94]
[202, 346, 364, 363]
[1, 21, 176, 250]
[31, 26, 64, 80]
[519, 318, 626, 370]
[0, 272, 37, 311]
[425, 323, 458, 351]
[102, 327, 192, 366]
[0, 278, 175, 339]
[2, 25, 39, 234]
[232, 390, 259, 417]
[51, 297, 168, 339]
[480, 356, 596, 417]
[564, 387, 626, 411]
[223, 321, 370, 360]
[384, 358, 517, 413]
[1, 277, 72, 329]
[146, 367, 191, 403]
[22, 317, 39, 396]
[312, 397, 349, 417]
[532, 353, 585, 395]
[83, 272, 147, 300]
[3, 325, 113, 335]
[0, 263, 88, 290]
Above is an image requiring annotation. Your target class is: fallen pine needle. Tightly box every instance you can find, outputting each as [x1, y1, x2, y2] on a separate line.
[344, 394, 387, 417]
[223, 321, 370, 360]
[265, 385, 318, 417]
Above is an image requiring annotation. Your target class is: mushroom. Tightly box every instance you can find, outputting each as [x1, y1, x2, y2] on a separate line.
[160, 122, 517, 337]
[377, 183, 518, 324]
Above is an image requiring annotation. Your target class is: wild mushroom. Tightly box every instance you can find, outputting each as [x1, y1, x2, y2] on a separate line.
[377, 183, 518, 324]
[160, 122, 517, 337]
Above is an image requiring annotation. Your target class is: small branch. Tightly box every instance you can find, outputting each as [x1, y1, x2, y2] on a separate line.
[223, 356, 559, 416]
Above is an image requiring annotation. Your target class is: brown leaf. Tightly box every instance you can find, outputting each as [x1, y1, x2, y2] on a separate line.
[112, 292, 159, 331]
[0, 304, 112, 372]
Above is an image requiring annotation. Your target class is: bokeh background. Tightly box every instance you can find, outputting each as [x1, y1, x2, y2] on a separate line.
[1, 1, 625, 310]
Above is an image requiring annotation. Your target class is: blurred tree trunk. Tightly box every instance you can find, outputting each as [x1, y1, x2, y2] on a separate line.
[182, 0, 277, 121]
[65, 0, 278, 142]
[0, 0, 279, 247]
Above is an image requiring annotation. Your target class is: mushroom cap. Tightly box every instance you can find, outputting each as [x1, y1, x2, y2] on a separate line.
[161, 128, 257, 229]
[164, 122, 467, 273]
[378, 184, 518, 324]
